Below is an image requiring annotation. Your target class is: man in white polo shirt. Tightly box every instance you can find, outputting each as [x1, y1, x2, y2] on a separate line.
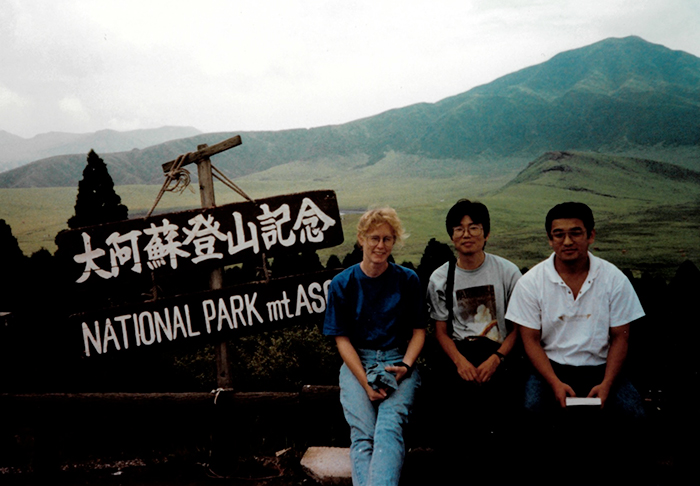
[505, 202, 645, 416]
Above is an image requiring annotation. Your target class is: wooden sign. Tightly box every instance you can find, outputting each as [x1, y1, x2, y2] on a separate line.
[55, 190, 343, 285]
[74, 269, 340, 357]
[161, 135, 242, 173]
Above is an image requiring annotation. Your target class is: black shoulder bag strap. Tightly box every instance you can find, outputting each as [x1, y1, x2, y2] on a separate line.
[445, 258, 456, 338]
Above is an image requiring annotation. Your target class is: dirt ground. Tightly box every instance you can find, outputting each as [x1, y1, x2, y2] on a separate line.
[1, 450, 318, 486]
[0, 442, 694, 486]
[1, 395, 696, 486]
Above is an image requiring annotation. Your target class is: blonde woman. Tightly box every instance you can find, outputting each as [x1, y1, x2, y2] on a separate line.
[323, 207, 425, 486]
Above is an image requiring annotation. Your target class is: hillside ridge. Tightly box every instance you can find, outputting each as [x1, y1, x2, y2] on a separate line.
[1, 36, 699, 188]
[498, 150, 700, 203]
[0, 126, 202, 174]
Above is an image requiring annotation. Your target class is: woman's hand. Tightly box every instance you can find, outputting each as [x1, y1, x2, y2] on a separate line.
[364, 383, 388, 401]
[385, 364, 409, 383]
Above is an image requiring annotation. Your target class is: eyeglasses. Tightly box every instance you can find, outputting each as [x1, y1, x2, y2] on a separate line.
[452, 224, 483, 237]
[366, 235, 396, 246]
[550, 229, 587, 241]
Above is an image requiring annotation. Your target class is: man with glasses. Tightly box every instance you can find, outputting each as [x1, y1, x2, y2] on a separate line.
[506, 201, 645, 413]
[505, 202, 646, 478]
[426, 199, 522, 477]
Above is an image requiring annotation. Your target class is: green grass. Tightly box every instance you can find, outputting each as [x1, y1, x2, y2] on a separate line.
[1, 152, 698, 282]
[0, 187, 78, 253]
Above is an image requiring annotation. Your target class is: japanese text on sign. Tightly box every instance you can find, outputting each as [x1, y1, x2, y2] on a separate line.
[56, 190, 343, 285]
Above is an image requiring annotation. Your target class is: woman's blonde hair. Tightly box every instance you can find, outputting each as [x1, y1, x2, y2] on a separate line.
[356, 207, 406, 247]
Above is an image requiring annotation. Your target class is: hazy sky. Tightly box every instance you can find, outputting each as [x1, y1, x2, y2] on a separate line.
[2, 0, 699, 139]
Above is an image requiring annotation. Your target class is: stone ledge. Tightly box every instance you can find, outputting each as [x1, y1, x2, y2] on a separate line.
[300, 447, 351, 486]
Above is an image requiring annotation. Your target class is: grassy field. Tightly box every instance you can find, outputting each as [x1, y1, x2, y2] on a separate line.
[1, 153, 698, 282]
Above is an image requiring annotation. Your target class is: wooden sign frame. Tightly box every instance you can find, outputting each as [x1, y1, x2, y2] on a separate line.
[73, 269, 340, 358]
[56, 190, 343, 285]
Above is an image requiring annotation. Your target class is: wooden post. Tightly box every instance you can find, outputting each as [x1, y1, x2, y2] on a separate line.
[162, 136, 242, 173]
[196, 144, 232, 389]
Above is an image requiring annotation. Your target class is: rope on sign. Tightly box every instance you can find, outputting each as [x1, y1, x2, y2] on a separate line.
[147, 153, 192, 218]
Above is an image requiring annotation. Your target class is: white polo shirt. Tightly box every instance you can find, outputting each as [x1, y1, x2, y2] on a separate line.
[505, 252, 645, 366]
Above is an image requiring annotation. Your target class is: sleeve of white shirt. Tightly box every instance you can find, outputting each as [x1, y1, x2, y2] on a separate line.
[504, 276, 542, 330]
[609, 271, 645, 327]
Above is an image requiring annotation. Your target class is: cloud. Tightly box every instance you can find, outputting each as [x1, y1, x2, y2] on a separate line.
[0, 84, 27, 109]
[58, 96, 90, 121]
[1, 0, 699, 138]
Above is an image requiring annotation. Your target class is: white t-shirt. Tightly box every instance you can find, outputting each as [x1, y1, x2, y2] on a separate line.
[427, 253, 522, 343]
[505, 252, 645, 366]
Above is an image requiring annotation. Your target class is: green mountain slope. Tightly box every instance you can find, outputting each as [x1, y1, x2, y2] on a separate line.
[1, 149, 698, 281]
[500, 150, 700, 201]
[1, 36, 699, 189]
[477, 151, 700, 274]
[416, 36, 700, 159]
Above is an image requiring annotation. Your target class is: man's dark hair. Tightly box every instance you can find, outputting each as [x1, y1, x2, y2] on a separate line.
[445, 199, 491, 238]
[545, 202, 595, 236]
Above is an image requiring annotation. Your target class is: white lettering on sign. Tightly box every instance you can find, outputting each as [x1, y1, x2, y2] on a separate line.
[106, 230, 143, 276]
[267, 291, 293, 322]
[293, 198, 337, 243]
[81, 304, 199, 356]
[72, 201, 336, 283]
[227, 212, 260, 255]
[181, 214, 229, 263]
[202, 293, 264, 333]
[294, 281, 330, 316]
[74, 233, 112, 283]
[79, 279, 334, 357]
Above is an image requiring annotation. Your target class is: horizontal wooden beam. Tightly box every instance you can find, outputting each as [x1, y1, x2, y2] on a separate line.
[161, 135, 242, 173]
[0, 386, 340, 407]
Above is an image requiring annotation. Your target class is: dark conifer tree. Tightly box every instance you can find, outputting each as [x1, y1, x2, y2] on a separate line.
[400, 261, 416, 271]
[341, 245, 363, 268]
[0, 219, 28, 311]
[271, 250, 323, 278]
[416, 238, 455, 291]
[0, 219, 26, 266]
[325, 254, 342, 270]
[67, 149, 128, 229]
[0, 220, 33, 391]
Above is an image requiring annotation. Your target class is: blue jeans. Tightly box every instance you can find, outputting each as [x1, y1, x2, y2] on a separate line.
[520, 363, 648, 481]
[523, 361, 646, 420]
[339, 348, 421, 486]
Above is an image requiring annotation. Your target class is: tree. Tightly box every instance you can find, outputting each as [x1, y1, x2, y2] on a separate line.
[0, 219, 28, 311]
[416, 238, 455, 291]
[271, 250, 323, 278]
[341, 245, 363, 268]
[325, 254, 342, 270]
[0, 219, 26, 266]
[400, 261, 416, 271]
[67, 149, 128, 229]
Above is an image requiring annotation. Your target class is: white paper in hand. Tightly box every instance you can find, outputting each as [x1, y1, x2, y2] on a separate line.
[566, 397, 602, 406]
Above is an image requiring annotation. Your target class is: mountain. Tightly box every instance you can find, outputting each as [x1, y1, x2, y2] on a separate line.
[0, 126, 202, 173]
[474, 150, 700, 280]
[499, 150, 700, 201]
[1, 36, 699, 189]
[415, 36, 700, 159]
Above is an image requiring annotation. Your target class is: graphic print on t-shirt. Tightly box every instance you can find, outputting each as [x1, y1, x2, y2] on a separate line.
[455, 285, 500, 342]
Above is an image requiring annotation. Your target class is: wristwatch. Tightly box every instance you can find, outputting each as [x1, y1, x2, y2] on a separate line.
[494, 351, 506, 363]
